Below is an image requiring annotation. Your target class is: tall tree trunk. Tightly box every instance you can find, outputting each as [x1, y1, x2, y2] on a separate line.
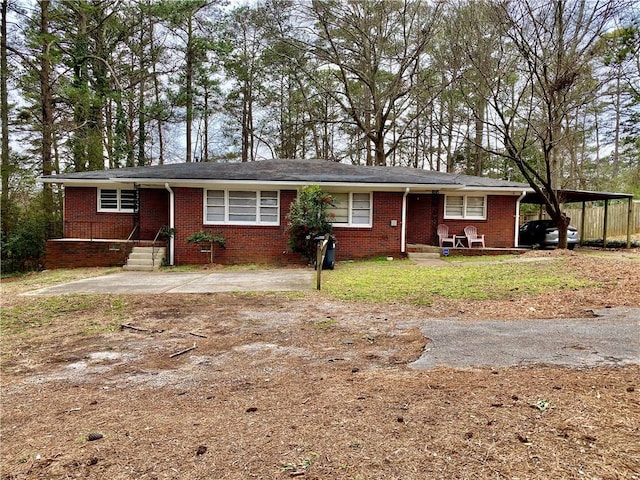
[40, 0, 55, 233]
[474, 98, 485, 175]
[1, 0, 9, 234]
[611, 70, 621, 177]
[203, 84, 209, 162]
[185, 15, 193, 162]
[445, 97, 454, 172]
[71, 6, 88, 172]
[322, 95, 329, 159]
[241, 83, 249, 162]
[88, 7, 106, 171]
[138, 20, 146, 166]
[364, 89, 372, 165]
[248, 91, 254, 161]
[105, 95, 114, 168]
[150, 23, 164, 165]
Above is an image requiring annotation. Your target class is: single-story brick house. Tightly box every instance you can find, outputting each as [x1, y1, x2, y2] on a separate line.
[41, 159, 532, 268]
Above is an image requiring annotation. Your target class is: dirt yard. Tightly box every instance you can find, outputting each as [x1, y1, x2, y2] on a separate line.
[1, 251, 639, 479]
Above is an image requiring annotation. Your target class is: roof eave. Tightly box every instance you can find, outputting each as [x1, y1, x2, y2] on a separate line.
[39, 176, 531, 194]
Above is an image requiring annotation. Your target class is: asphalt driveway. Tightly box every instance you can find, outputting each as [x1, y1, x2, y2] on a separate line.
[411, 306, 640, 369]
[25, 269, 315, 295]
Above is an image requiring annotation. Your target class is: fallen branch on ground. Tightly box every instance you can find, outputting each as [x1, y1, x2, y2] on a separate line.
[189, 332, 207, 338]
[169, 343, 197, 358]
[121, 324, 164, 334]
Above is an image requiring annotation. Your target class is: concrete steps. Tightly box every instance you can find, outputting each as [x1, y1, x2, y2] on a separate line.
[406, 250, 447, 266]
[406, 243, 442, 253]
[124, 246, 166, 271]
[407, 251, 442, 261]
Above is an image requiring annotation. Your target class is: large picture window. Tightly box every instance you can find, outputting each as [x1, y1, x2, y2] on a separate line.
[204, 189, 279, 225]
[444, 195, 486, 220]
[327, 192, 372, 227]
[98, 188, 136, 213]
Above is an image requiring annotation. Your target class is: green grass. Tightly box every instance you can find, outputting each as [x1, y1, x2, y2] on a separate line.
[0, 295, 126, 335]
[1, 267, 117, 295]
[322, 258, 591, 305]
[442, 254, 521, 263]
[162, 263, 294, 272]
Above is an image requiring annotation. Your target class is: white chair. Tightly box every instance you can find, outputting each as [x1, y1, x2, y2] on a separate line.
[464, 225, 485, 248]
[437, 224, 455, 247]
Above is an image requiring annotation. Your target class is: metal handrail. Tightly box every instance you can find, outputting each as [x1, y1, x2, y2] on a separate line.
[127, 224, 139, 241]
[63, 221, 132, 241]
[151, 226, 165, 268]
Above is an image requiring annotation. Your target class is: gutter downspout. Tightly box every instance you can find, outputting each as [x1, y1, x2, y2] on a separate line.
[514, 190, 527, 247]
[401, 187, 410, 253]
[165, 183, 175, 266]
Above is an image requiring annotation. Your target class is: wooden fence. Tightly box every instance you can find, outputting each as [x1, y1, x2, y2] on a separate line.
[523, 200, 640, 240]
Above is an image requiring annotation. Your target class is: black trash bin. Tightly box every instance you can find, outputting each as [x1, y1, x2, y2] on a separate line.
[315, 235, 336, 270]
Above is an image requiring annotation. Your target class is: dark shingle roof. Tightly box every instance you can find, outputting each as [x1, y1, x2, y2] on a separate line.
[45, 159, 529, 189]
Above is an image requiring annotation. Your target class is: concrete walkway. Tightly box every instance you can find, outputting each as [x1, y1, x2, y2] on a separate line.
[25, 269, 315, 295]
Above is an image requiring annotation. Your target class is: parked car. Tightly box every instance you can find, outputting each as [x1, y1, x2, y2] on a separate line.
[519, 220, 580, 250]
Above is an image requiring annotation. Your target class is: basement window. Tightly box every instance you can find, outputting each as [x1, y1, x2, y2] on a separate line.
[98, 188, 137, 213]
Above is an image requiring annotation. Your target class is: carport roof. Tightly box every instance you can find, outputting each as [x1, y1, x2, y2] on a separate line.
[522, 189, 634, 204]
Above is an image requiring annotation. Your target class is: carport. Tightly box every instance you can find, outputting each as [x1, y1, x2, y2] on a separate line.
[522, 189, 636, 248]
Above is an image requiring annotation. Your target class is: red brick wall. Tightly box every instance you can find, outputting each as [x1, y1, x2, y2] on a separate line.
[172, 188, 303, 265]
[486, 195, 519, 247]
[406, 193, 437, 245]
[64, 187, 135, 239]
[45, 240, 134, 269]
[171, 189, 405, 266]
[58, 186, 518, 267]
[333, 191, 404, 260]
[64, 187, 168, 240]
[139, 189, 169, 239]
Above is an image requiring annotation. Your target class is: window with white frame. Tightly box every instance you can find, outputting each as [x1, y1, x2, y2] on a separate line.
[98, 188, 137, 212]
[327, 192, 372, 227]
[444, 194, 486, 219]
[204, 189, 279, 225]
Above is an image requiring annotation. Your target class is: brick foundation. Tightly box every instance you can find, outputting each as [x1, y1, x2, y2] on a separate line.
[45, 240, 134, 269]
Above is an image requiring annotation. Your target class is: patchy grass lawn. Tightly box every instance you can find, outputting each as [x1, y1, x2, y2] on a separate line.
[323, 256, 591, 305]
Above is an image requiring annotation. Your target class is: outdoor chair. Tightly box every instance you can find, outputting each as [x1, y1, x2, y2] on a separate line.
[464, 225, 485, 248]
[437, 224, 456, 247]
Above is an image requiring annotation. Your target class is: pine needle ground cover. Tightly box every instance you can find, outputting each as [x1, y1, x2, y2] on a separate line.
[1, 251, 639, 479]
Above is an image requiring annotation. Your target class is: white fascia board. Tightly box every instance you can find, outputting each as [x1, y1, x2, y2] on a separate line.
[456, 186, 534, 195]
[40, 176, 529, 195]
[109, 177, 466, 191]
[39, 178, 134, 187]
